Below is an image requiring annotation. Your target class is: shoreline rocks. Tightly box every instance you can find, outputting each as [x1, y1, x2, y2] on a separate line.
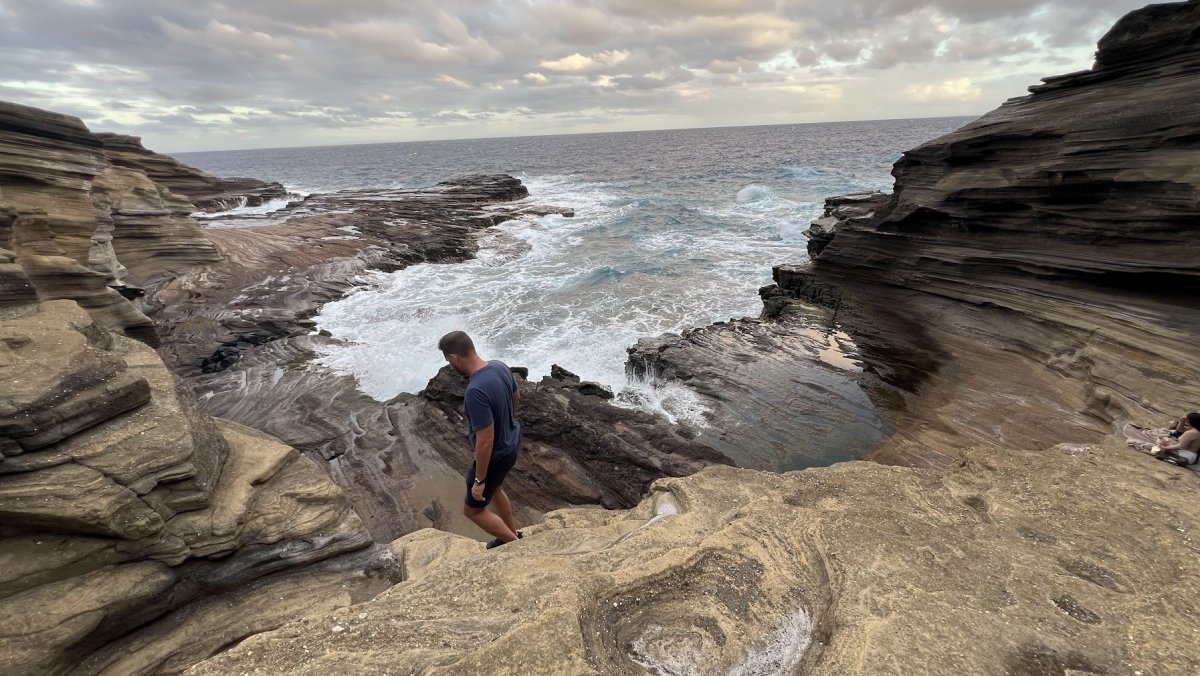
[149, 174, 732, 542]
[632, 0, 1200, 471]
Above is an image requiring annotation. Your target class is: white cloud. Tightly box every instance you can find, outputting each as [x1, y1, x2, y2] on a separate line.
[903, 77, 983, 102]
[436, 74, 470, 88]
[0, 0, 1153, 150]
[540, 50, 630, 73]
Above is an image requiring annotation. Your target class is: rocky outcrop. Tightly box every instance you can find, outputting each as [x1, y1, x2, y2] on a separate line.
[0, 101, 234, 345]
[627, 297, 884, 472]
[803, 191, 889, 259]
[148, 174, 530, 377]
[0, 102, 159, 342]
[635, 1, 1200, 471]
[0, 103, 397, 674]
[193, 439, 1200, 675]
[148, 176, 730, 542]
[0, 298, 375, 674]
[96, 133, 290, 212]
[780, 0, 1200, 467]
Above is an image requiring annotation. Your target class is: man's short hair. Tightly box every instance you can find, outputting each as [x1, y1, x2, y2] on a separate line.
[438, 331, 476, 357]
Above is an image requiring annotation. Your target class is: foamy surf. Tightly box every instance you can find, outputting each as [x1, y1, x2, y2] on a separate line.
[312, 174, 811, 426]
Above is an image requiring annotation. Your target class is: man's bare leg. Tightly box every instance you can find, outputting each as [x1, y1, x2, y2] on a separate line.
[464, 505, 518, 542]
[491, 488, 519, 534]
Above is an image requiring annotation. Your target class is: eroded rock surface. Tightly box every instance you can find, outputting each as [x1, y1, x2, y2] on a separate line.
[192, 440, 1200, 675]
[97, 133, 290, 213]
[786, 1, 1200, 467]
[627, 301, 883, 472]
[634, 0, 1200, 471]
[0, 299, 375, 674]
[0, 102, 395, 675]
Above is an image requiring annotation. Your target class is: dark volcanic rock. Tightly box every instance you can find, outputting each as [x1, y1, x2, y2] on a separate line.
[422, 365, 727, 509]
[626, 300, 884, 472]
[803, 191, 889, 259]
[148, 174, 533, 379]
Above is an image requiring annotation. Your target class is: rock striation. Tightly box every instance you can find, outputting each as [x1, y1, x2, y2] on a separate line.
[0, 102, 391, 674]
[0, 296, 377, 674]
[96, 133, 290, 213]
[782, 0, 1200, 467]
[635, 0, 1200, 470]
[192, 440, 1200, 675]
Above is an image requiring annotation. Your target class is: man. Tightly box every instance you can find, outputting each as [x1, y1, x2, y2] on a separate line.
[1156, 411, 1200, 465]
[438, 330, 522, 548]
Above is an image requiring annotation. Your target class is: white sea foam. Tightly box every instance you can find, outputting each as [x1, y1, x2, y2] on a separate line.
[193, 195, 293, 220]
[313, 175, 817, 424]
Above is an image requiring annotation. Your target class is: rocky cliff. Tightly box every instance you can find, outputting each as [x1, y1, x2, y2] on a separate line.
[8, 1, 1200, 673]
[187, 5, 1200, 671]
[2, 103, 732, 671]
[192, 441, 1200, 675]
[96, 133, 290, 213]
[635, 0, 1200, 470]
[0, 104, 388, 674]
[786, 0, 1200, 468]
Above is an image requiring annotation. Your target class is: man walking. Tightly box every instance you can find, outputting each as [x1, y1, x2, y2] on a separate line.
[438, 331, 522, 548]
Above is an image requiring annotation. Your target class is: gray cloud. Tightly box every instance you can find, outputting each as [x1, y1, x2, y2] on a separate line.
[0, 0, 1153, 150]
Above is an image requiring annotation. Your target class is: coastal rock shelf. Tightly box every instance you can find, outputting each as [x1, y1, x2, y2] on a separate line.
[627, 301, 883, 472]
[192, 441, 1200, 675]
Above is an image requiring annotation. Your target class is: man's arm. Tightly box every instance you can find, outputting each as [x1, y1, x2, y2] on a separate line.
[474, 424, 495, 477]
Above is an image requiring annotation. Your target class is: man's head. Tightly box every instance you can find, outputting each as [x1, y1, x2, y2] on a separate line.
[439, 330, 478, 375]
[1187, 411, 1200, 432]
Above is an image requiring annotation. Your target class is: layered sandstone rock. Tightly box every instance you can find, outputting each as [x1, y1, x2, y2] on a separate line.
[0, 102, 389, 674]
[97, 133, 290, 212]
[0, 102, 158, 342]
[0, 298, 374, 674]
[782, 0, 1200, 467]
[635, 0, 1200, 470]
[192, 439, 1200, 675]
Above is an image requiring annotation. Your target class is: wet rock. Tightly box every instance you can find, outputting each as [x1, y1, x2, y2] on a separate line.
[626, 308, 884, 471]
[543, 363, 615, 399]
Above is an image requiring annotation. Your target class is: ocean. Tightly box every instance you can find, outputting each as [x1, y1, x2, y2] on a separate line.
[177, 117, 971, 426]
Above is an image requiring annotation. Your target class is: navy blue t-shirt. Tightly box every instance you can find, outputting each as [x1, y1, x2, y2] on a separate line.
[464, 361, 521, 457]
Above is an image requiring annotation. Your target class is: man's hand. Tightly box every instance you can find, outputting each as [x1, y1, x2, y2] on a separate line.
[471, 481, 486, 502]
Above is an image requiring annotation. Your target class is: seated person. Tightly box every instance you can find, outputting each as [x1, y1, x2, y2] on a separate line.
[1156, 411, 1200, 464]
[1168, 414, 1195, 438]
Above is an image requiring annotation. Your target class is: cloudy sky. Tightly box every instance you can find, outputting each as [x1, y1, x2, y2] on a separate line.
[0, 0, 1150, 152]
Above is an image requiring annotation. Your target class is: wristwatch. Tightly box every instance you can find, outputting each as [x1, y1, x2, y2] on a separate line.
[473, 478, 485, 485]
